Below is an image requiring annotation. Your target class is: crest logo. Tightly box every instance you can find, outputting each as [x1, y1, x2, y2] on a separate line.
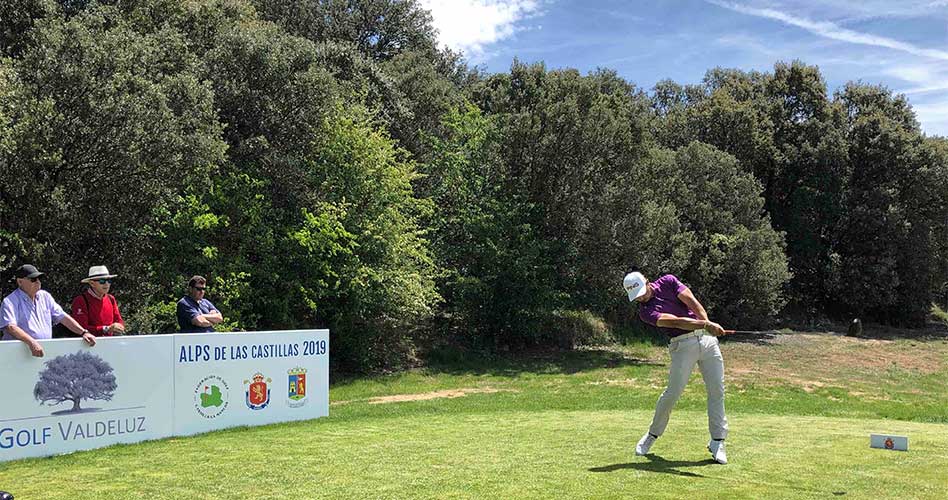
[287, 367, 308, 408]
[884, 437, 894, 449]
[244, 372, 271, 410]
[194, 375, 229, 419]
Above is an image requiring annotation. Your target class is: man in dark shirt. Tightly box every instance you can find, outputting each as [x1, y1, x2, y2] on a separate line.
[176, 275, 224, 333]
[623, 270, 729, 464]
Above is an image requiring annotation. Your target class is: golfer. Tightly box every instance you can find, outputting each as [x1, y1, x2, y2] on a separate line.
[623, 270, 729, 464]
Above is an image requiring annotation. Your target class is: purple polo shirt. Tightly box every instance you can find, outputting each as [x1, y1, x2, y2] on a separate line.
[0, 288, 67, 340]
[638, 274, 698, 337]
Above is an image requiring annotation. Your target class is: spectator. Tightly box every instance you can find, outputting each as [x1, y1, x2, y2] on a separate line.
[1, 264, 96, 357]
[176, 275, 223, 333]
[72, 265, 126, 336]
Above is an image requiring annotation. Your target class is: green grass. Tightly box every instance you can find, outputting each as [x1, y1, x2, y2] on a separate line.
[2, 332, 947, 498]
[933, 303, 948, 327]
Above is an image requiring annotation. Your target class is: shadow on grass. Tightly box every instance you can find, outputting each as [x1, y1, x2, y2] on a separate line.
[591, 455, 849, 495]
[589, 454, 715, 478]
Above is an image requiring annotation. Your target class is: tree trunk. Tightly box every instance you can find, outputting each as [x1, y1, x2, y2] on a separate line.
[71, 398, 81, 411]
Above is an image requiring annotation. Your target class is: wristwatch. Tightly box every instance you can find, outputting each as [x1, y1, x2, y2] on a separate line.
[81, 329, 90, 336]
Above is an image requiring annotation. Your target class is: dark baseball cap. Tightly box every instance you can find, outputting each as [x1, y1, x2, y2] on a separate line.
[15, 264, 45, 279]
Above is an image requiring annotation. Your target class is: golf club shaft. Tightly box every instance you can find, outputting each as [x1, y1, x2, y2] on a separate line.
[723, 329, 780, 335]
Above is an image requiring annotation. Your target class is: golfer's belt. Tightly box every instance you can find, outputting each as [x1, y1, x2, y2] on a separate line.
[669, 329, 707, 343]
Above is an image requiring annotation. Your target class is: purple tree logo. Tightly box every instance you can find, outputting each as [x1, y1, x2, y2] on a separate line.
[33, 351, 117, 414]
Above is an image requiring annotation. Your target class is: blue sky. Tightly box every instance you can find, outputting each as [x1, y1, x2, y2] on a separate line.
[420, 0, 948, 137]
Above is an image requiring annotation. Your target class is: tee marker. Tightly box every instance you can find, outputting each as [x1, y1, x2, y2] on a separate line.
[870, 434, 908, 451]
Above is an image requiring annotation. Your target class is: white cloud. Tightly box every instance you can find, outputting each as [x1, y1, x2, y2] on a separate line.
[882, 64, 948, 96]
[708, 1, 948, 60]
[910, 100, 948, 136]
[884, 65, 935, 84]
[420, 0, 541, 61]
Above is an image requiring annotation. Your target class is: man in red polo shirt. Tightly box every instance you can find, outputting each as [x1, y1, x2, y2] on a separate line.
[71, 265, 126, 336]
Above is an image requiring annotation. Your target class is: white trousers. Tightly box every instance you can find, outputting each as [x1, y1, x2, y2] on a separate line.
[648, 332, 728, 440]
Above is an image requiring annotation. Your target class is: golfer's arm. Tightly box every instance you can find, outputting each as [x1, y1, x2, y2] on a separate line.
[656, 314, 708, 331]
[677, 287, 709, 321]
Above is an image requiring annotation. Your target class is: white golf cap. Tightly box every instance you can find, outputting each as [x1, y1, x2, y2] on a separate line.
[623, 272, 648, 302]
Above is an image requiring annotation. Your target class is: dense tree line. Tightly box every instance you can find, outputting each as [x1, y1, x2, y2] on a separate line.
[2, 0, 946, 372]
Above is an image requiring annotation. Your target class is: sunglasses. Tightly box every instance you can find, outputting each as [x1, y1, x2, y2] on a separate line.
[192, 286, 207, 291]
[96, 279, 113, 285]
[27, 277, 41, 283]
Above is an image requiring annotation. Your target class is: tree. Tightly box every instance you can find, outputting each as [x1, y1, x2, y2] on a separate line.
[0, 2, 226, 307]
[419, 103, 558, 350]
[829, 83, 931, 325]
[629, 142, 791, 327]
[471, 62, 652, 315]
[34, 351, 117, 412]
[922, 137, 948, 308]
[250, 0, 440, 62]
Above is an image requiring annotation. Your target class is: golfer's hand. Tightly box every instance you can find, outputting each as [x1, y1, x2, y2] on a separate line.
[28, 340, 45, 357]
[82, 332, 97, 346]
[705, 321, 726, 336]
[110, 322, 126, 335]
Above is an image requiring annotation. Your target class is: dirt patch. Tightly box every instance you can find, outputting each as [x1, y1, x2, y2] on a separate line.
[332, 387, 517, 406]
[368, 387, 514, 404]
[723, 332, 946, 389]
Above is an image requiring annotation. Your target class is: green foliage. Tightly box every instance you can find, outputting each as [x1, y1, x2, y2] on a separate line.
[1, 0, 944, 372]
[933, 304, 948, 327]
[656, 62, 847, 313]
[829, 83, 933, 325]
[420, 103, 559, 351]
[251, 0, 440, 62]
[628, 142, 791, 327]
[0, 1, 226, 309]
[304, 109, 439, 371]
[0, 0, 57, 57]
[471, 62, 653, 320]
[542, 309, 614, 349]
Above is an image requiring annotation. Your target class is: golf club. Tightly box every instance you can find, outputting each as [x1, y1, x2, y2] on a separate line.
[722, 329, 781, 336]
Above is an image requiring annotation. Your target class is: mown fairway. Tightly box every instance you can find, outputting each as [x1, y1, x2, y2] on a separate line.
[2, 331, 947, 499]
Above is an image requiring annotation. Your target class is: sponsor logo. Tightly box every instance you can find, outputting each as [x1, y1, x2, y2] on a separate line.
[244, 373, 271, 410]
[194, 375, 229, 419]
[35, 351, 117, 415]
[885, 437, 894, 450]
[287, 367, 308, 408]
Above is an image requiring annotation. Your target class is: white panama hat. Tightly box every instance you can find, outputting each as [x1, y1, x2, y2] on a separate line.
[81, 265, 118, 283]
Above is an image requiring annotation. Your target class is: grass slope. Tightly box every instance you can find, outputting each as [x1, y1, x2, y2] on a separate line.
[2, 331, 946, 499]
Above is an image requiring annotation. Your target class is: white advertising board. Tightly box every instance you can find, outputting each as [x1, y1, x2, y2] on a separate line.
[172, 330, 329, 436]
[0, 336, 175, 462]
[0, 329, 329, 463]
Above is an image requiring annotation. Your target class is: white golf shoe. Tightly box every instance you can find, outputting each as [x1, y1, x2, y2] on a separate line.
[635, 433, 657, 456]
[708, 439, 727, 464]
